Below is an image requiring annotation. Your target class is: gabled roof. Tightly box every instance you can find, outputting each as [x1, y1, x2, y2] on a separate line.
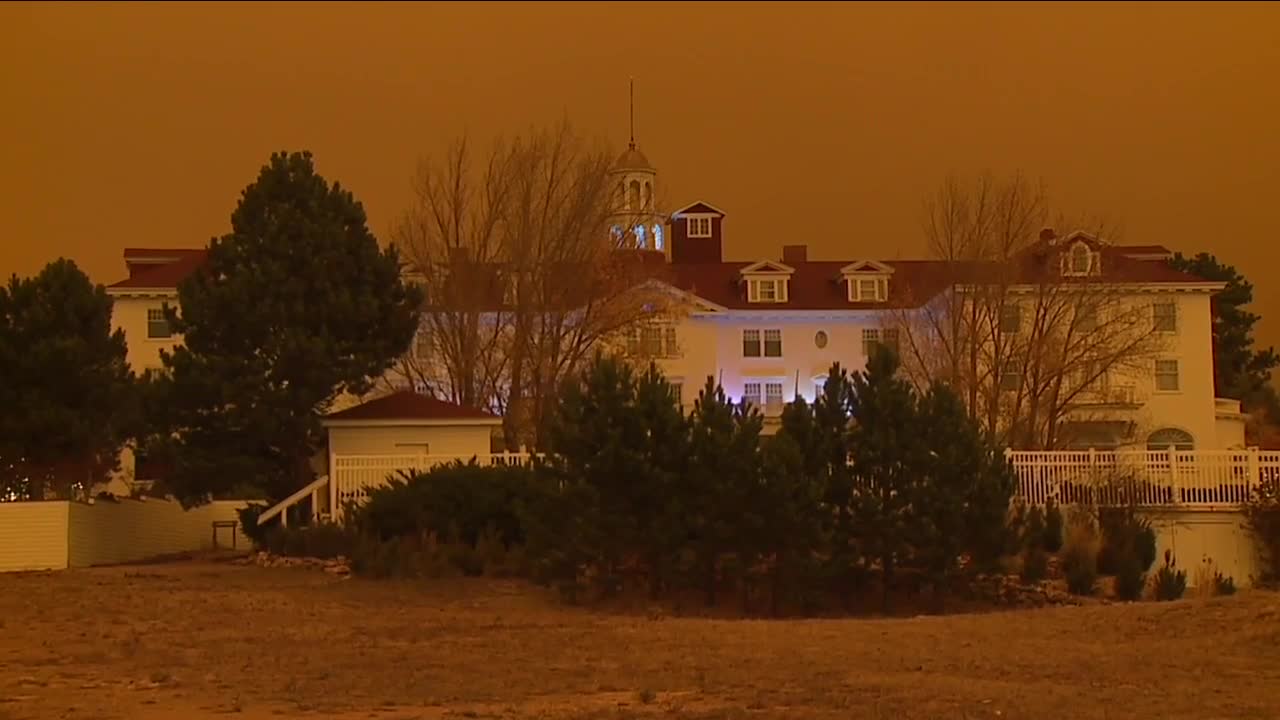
[671, 201, 725, 217]
[324, 391, 499, 425]
[839, 260, 895, 275]
[740, 260, 794, 275]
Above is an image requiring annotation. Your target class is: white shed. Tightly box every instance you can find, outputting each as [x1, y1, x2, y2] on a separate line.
[322, 391, 501, 460]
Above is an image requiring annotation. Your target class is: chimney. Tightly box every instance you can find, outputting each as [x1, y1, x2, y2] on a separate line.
[782, 245, 808, 264]
[1040, 227, 1057, 244]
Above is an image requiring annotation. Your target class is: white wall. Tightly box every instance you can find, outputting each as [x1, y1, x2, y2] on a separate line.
[0, 502, 69, 571]
[327, 424, 497, 457]
[1135, 293, 1218, 449]
[109, 293, 181, 373]
[1147, 510, 1262, 587]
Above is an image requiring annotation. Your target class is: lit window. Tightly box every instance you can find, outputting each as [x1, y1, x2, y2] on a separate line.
[765, 382, 784, 414]
[743, 382, 762, 407]
[1155, 359, 1180, 391]
[1153, 302, 1177, 332]
[1000, 305, 1022, 334]
[635, 225, 647, 249]
[764, 329, 782, 357]
[743, 329, 761, 357]
[653, 224, 664, 251]
[146, 308, 172, 339]
[688, 216, 712, 238]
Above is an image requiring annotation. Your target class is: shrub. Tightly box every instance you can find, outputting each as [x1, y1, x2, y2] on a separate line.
[236, 503, 271, 547]
[1042, 499, 1064, 553]
[1153, 550, 1187, 601]
[1113, 550, 1146, 601]
[263, 523, 354, 559]
[1244, 476, 1280, 584]
[1213, 572, 1237, 596]
[351, 461, 547, 548]
[1020, 545, 1049, 583]
[1023, 506, 1046, 551]
[1061, 519, 1099, 596]
[1097, 508, 1156, 575]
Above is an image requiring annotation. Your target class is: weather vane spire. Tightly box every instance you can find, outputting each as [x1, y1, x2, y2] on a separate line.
[629, 76, 636, 149]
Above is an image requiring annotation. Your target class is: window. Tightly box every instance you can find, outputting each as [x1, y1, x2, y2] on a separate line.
[663, 326, 678, 356]
[1153, 302, 1177, 332]
[765, 382, 784, 414]
[850, 276, 888, 302]
[413, 327, 432, 360]
[812, 376, 827, 401]
[999, 305, 1021, 334]
[743, 382, 762, 407]
[748, 278, 787, 303]
[626, 327, 641, 355]
[862, 328, 880, 354]
[763, 329, 782, 357]
[1147, 428, 1194, 451]
[1076, 305, 1098, 333]
[653, 224, 664, 251]
[642, 326, 663, 355]
[688, 216, 712, 238]
[146, 308, 171, 339]
[1155, 359, 1180, 391]
[814, 330, 828, 349]
[883, 327, 900, 354]
[743, 329, 761, 357]
[671, 381, 683, 405]
[1069, 243, 1092, 274]
[1000, 361, 1022, 392]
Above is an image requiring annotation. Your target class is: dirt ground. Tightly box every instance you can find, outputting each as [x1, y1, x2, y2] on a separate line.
[0, 560, 1277, 720]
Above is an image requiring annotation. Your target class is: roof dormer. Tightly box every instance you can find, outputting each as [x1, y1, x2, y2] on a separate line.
[840, 260, 894, 303]
[1060, 232, 1102, 277]
[740, 260, 793, 303]
[670, 201, 726, 264]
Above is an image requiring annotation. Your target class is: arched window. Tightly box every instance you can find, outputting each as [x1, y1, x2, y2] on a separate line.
[642, 182, 651, 209]
[1147, 428, 1194, 451]
[628, 180, 641, 210]
[1064, 242, 1095, 276]
[652, 224, 664, 251]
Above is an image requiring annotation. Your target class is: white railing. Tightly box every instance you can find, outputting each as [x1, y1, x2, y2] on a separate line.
[1008, 449, 1280, 509]
[257, 474, 329, 528]
[330, 452, 535, 521]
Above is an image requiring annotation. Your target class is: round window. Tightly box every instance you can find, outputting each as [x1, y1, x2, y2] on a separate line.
[814, 330, 829, 349]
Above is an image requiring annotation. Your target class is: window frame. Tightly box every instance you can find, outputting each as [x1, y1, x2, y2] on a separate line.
[742, 329, 762, 357]
[687, 216, 713, 238]
[763, 328, 782, 357]
[1154, 358, 1180, 392]
[1152, 301, 1177, 333]
[146, 307, 172, 339]
[999, 304, 1022, 334]
[742, 382, 762, 407]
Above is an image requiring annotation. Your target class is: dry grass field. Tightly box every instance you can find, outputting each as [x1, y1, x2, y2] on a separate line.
[1, 559, 1277, 720]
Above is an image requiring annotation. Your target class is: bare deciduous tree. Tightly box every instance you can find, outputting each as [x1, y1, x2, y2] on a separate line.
[894, 174, 1167, 450]
[393, 121, 672, 449]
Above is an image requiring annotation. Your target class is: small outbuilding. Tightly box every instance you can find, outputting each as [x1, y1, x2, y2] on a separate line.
[322, 391, 501, 460]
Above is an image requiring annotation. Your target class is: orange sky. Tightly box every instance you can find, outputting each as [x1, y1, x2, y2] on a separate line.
[3, 1, 1279, 345]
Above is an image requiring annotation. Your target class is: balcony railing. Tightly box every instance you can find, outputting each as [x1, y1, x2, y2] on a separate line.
[1007, 449, 1277, 509]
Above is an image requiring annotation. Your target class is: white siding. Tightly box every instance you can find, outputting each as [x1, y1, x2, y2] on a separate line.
[0, 502, 70, 571]
[327, 424, 496, 457]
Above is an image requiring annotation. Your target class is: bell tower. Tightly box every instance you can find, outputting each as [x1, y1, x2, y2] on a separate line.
[609, 79, 665, 255]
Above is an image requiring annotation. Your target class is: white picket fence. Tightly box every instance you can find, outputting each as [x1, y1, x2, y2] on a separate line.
[1007, 449, 1279, 509]
[262, 448, 1275, 530]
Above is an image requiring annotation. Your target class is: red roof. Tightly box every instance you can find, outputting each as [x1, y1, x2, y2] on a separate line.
[109, 248, 208, 290]
[325, 391, 498, 423]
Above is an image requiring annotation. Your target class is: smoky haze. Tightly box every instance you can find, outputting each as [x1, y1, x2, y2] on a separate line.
[2, 1, 1278, 346]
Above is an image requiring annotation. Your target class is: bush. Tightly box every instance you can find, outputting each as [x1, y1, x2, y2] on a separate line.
[351, 461, 548, 548]
[1213, 572, 1237, 596]
[1061, 519, 1099, 596]
[1020, 545, 1049, 583]
[1097, 508, 1156, 575]
[1042, 499, 1064, 553]
[1244, 476, 1280, 584]
[1023, 506, 1046, 551]
[263, 523, 354, 559]
[1153, 550, 1187, 601]
[1113, 550, 1146, 601]
[236, 503, 271, 547]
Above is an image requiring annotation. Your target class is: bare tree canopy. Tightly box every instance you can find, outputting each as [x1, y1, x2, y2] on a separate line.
[393, 121, 672, 449]
[895, 173, 1168, 450]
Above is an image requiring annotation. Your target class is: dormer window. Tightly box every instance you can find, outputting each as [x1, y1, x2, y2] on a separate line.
[740, 260, 794, 304]
[1061, 240, 1100, 277]
[688, 216, 712, 238]
[840, 260, 894, 303]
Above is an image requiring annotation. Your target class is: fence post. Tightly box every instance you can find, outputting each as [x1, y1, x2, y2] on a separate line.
[1168, 447, 1180, 506]
[1248, 447, 1261, 500]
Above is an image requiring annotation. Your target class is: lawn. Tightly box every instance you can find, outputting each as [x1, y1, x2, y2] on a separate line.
[0, 560, 1277, 720]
